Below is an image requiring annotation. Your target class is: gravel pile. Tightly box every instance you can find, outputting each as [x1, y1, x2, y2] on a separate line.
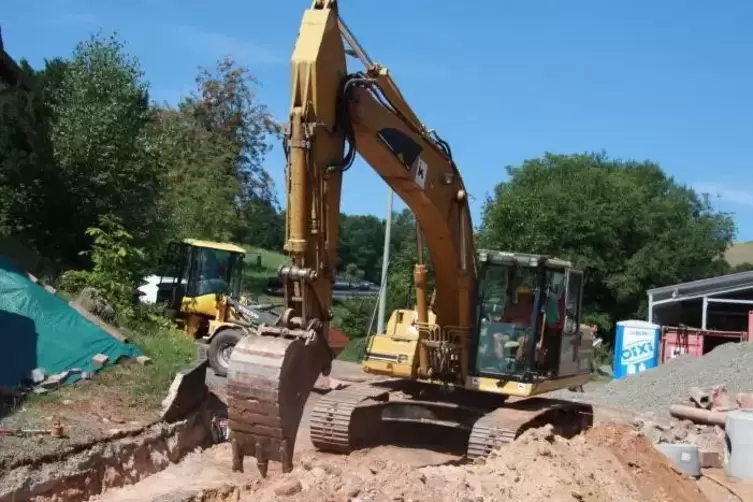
[551, 341, 753, 416]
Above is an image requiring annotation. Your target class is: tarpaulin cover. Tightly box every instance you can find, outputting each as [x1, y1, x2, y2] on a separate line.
[0, 254, 141, 387]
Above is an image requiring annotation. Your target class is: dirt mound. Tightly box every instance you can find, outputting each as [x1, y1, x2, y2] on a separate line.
[231, 423, 708, 502]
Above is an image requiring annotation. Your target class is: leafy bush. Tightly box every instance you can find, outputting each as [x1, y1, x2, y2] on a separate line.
[331, 297, 377, 339]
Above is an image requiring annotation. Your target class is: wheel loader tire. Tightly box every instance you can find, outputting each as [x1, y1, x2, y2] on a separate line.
[208, 329, 243, 377]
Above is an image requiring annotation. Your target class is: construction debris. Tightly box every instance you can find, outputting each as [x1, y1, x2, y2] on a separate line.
[551, 341, 753, 417]
[669, 405, 727, 427]
[28, 368, 46, 384]
[91, 353, 109, 368]
[32, 368, 92, 394]
[689, 386, 710, 409]
[654, 443, 701, 477]
[161, 359, 209, 423]
[736, 392, 753, 409]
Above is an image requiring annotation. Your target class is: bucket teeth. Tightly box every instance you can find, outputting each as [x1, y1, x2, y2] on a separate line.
[226, 327, 328, 476]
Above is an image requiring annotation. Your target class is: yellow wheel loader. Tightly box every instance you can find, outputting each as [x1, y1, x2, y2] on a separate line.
[156, 239, 278, 376]
[225, 1, 595, 477]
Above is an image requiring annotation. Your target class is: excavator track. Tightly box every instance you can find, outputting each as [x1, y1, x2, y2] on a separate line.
[467, 397, 594, 459]
[226, 327, 330, 477]
[309, 383, 391, 453]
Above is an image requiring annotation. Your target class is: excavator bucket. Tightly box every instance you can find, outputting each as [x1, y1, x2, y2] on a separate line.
[226, 326, 331, 476]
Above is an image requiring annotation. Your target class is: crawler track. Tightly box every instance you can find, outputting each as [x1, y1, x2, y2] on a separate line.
[309, 384, 594, 460]
[309, 383, 391, 453]
[467, 398, 594, 459]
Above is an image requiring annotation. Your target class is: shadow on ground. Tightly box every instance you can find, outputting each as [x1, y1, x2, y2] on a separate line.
[0, 310, 38, 420]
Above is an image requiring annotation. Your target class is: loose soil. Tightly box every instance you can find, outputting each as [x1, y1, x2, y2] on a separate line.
[0, 361, 163, 472]
[96, 422, 711, 502]
[6, 362, 747, 502]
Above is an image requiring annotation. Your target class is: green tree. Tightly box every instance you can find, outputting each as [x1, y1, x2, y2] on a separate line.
[79, 215, 146, 313]
[332, 297, 377, 339]
[50, 33, 163, 264]
[180, 57, 282, 245]
[338, 214, 385, 282]
[150, 106, 239, 244]
[477, 152, 736, 335]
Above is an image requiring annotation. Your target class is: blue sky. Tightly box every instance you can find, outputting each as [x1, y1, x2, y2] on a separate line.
[5, 0, 753, 240]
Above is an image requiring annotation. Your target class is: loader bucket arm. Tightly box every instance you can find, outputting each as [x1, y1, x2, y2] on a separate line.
[226, 0, 476, 476]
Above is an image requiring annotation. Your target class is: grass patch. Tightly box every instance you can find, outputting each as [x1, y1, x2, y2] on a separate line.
[109, 322, 196, 407]
[19, 321, 195, 418]
[242, 246, 289, 298]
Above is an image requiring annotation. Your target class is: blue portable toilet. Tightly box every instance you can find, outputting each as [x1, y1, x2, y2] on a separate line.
[613, 320, 661, 379]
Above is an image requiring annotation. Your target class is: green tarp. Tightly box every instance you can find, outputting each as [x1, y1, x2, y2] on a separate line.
[0, 254, 141, 388]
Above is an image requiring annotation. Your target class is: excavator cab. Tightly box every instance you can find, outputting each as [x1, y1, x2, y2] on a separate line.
[474, 250, 587, 381]
[361, 250, 591, 388]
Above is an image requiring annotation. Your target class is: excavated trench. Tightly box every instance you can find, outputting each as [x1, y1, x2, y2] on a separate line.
[0, 403, 220, 502]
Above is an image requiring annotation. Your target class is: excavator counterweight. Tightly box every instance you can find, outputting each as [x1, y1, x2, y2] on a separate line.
[227, 0, 595, 476]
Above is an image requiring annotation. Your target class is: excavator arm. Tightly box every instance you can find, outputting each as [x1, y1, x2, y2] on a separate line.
[226, 0, 476, 476]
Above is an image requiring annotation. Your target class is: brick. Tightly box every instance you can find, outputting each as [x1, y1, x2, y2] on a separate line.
[41, 371, 68, 389]
[92, 353, 109, 368]
[136, 355, 152, 366]
[699, 449, 722, 468]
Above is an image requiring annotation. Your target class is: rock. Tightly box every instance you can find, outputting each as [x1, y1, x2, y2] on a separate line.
[273, 478, 303, 496]
[319, 462, 342, 475]
[641, 423, 660, 442]
[671, 425, 689, 441]
[709, 385, 732, 410]
[597, 365, 613, 377]
[641, 423, 673, 444]
[77, 287, 117, 323]
[40, 371, 71, 389]
[736, 392, 753, 409]
[136, 355, 152, 366]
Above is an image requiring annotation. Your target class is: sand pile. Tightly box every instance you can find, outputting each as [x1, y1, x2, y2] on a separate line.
[242, 423, 708, 502]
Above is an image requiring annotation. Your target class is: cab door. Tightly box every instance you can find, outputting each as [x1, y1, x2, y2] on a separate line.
[557, 268, 584, 376]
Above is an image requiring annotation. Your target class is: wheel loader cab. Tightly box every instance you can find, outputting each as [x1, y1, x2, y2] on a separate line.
[157, 239, 245, 336]
[474, 250, 585, 382]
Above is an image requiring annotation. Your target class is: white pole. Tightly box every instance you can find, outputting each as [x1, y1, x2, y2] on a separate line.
[377, 189, 393, 334]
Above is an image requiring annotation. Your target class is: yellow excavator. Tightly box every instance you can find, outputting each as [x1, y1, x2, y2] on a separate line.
[226, 0, 595, 476]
